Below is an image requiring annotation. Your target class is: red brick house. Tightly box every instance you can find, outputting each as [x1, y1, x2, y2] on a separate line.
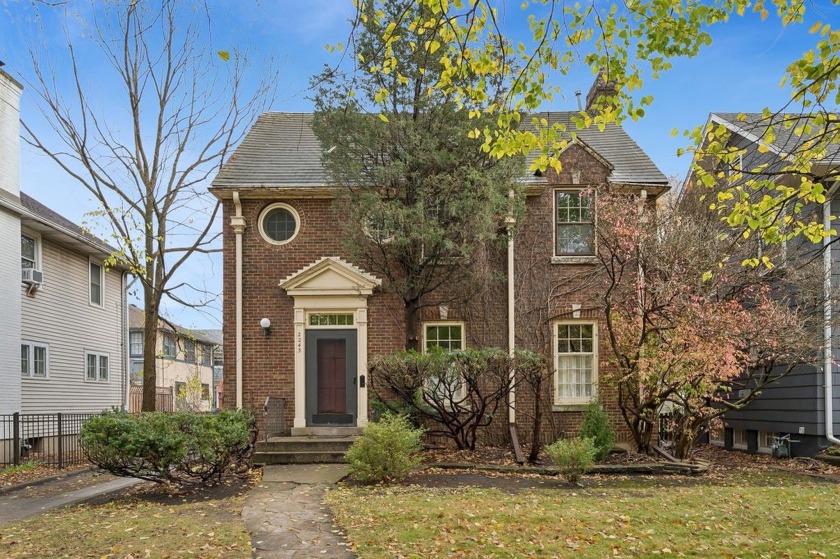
[210, 90, 668, 444]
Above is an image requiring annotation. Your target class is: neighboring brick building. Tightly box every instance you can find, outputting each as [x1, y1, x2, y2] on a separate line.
[209, 78, 668, 444]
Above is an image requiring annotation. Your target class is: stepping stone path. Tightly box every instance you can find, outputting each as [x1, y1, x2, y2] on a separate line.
[243, 464, 355, 559]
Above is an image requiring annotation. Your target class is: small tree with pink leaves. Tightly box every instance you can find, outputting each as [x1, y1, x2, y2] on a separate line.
[592, 187, 821, 458]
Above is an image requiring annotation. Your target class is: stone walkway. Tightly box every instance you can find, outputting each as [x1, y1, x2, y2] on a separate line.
[243, 464, 355, 559]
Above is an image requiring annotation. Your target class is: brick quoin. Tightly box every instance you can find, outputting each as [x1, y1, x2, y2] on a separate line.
[221, 141, 644, 446]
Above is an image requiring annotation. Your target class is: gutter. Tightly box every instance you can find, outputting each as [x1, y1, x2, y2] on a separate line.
[231, 192, 246, 409]
[824, 184, 840, 445]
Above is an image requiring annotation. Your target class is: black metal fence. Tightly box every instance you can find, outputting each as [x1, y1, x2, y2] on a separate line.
[0, 413, 100, 469]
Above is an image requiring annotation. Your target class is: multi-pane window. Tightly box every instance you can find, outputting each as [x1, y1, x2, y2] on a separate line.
[201, 345, 212, 366]
[758, 431, 775, 453]
[259, 204, 299, 244]
[424, 324, 464, 352]
[424, 323, 465, 400]
[309, 313, 354, 326]
[85, 351, 109, 382]
[555, 323, 597, 405]
[129, 332, 143, 356]
[184, 339, 196, 364]
[21, 234, 37, 269]
[21, 343, 48, 378]
[709, 426, 725, 446]
[201, 383, 211, 401]
[89, 261, 103, 306]
[162, 333, 176, 358]
[733, 429, 748, 449]
[555, 190, 594, 256]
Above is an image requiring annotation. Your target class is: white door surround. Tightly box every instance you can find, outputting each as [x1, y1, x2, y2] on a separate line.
[279, 257, 381, 429]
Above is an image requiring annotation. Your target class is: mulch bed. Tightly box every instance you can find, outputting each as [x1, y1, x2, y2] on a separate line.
[406, 442, 840, 490]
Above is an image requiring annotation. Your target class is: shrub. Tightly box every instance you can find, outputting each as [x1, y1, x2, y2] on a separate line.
[826, 445, 840, 457]
[369, 347, 514, 450]
[81, 409, 255, 487]
[579, 401, 616, 461]
[345, 414, 423, 484]
[544, 437, 596, 484]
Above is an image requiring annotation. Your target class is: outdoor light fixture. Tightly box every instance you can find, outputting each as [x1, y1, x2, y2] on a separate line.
[260, 317, 272, 337]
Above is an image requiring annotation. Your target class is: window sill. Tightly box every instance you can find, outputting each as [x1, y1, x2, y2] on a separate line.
[551, 255, 597, 265]
[553, 403, 592, 412]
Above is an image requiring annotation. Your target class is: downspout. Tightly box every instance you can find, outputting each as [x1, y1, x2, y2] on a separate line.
[231, 192, 246, 410]
[506, 190, 516, 424]
[122, 271, 129, 411]
[506, 190, 524, 464]
[823, 187, 840, 444]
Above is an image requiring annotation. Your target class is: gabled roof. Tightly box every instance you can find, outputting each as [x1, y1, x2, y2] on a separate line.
[212, 113, 326, 188]
[0, 190, 125, 265]
[128, 304, 219, 345]
[525, 112, 667, 185]
[710, 112, 840, 164]
[211, 111, 667, 190]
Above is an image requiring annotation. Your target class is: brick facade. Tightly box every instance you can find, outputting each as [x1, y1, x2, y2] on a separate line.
[219, 139, 642, 446]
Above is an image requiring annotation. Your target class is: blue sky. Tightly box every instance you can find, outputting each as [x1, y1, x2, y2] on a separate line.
[0, 0, 834, 328]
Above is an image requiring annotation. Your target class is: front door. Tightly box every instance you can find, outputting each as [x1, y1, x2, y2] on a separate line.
[305, 329, 357, 426]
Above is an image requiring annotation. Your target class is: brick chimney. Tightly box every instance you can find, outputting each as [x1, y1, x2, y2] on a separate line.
[585, 69, 617, 112]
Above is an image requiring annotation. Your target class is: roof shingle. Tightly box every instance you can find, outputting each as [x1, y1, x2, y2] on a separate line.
[212, 111, 667, 188]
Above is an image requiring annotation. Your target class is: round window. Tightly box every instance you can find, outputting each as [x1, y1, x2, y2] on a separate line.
[258, 203, 300, 245]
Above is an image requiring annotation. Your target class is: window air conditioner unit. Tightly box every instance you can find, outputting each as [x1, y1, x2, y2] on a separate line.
[21, 268, 43, 286]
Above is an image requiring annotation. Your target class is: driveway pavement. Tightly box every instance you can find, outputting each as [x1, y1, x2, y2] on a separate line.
[243, 464, 355, 559]
[0, 472, 140, 526]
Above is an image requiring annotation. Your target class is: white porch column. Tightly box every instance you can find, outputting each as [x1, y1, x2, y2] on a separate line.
[356, 307, 369, 427]
[293, 307, 306, 428]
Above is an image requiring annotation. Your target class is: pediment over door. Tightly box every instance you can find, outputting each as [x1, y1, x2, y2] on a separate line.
[279, 257, 381, 297]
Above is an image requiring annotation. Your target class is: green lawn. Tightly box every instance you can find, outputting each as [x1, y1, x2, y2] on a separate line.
[0, 483, 252, 558]
[327, 472, 840, 558]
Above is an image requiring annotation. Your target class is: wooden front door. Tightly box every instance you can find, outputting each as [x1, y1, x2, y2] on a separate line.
[317, 339, 346, 414]
[305, 329, 357, 426]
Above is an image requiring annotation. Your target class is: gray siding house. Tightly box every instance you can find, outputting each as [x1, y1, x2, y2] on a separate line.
[0, 69, 129, 445]
[692, 112, 840, 456]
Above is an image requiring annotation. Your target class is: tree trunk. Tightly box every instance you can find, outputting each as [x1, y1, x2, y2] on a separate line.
[404, 298, 420, 351]
[141, 298, 160, 412]
[528, 374, 543, 463]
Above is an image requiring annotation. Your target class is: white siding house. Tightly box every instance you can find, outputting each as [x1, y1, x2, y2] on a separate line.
[0, 68, 129, 421]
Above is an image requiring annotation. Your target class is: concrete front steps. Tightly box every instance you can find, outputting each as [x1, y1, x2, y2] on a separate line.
[253, 429, 360, 465]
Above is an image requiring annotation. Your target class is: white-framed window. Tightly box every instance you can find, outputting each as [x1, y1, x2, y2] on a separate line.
[129, 331, 143, 357]
[21, 342, 49, 378]
[709, 426, 725, 446]
[554, 321, 597, 406]
[89, 259, 104, 306]
[758, 431, 775, 454]
[423, 322, 466, 401]
[21, 231, 41, 270]
[258, 203, 300, 245]
[555, 190, 595, 256]
[184, 339, 196, 364]
[364, 210, 397, 244]
[732, 429, 748, 450]
[162, 332, 177, 358]
[85, 351, 110, 382]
